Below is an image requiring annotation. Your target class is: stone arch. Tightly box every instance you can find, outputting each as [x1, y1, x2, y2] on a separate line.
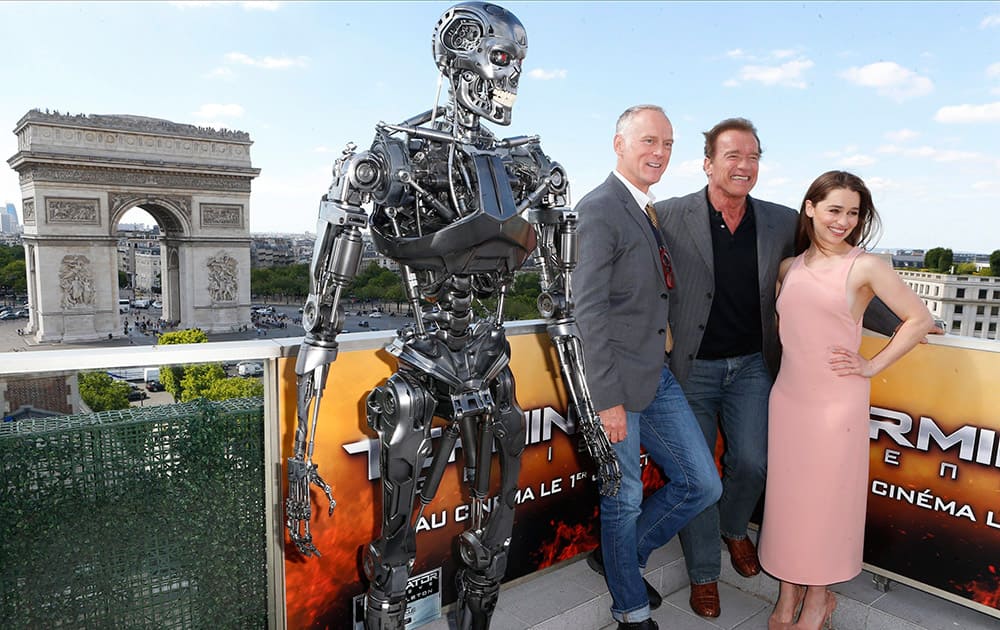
[7, 110, 260, 342]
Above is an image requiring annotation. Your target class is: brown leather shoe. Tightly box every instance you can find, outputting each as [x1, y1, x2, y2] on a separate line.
[689, 581, 721, 618]
[722, 535, 762, 577]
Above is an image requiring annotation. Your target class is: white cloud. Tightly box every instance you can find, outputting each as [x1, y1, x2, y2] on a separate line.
[771, 49, 797, 59]
[933, 149, 982, 162]
[204, 66, 234, 79]
[877, 143, 983, 163]
[839, 154, 876, 167]
[527, 68, 567, 80]
[885, 129, 919, 142]
[980, 15, 1000, 28]
[673, 158, 706, 177]
[192, 103, 245, 119]
[840, 61, 933, 101]
[726, 49, 746, 59]
[734, 58, 814, 88]
[169, 1, 282, 10]
[987, 62, 1000, 78]
[224, 51, 307, 69]
[934, 102, 1000, 123]
[864, 176, 898, 192]
[242, 1, 282, 10]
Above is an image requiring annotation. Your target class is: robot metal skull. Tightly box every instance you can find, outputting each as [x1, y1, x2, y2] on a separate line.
[433, 2, 527, 125]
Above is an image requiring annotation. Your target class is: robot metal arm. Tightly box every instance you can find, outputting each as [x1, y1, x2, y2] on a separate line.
[286, 144, 372, 556]
[522, 144, 622, 497]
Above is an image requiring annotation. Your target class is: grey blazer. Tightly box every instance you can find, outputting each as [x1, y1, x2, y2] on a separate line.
[656, 188, 797, 385]
[572, 174, 672, 413]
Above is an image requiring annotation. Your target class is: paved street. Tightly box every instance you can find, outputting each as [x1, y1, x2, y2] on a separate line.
[0, 301, 416, 354]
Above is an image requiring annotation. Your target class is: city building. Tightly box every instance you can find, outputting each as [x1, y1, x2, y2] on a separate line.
[1, 202, 20, 235]
[899, 270, 1000, 340]
[887, 249, 991, 272]
[887, 249, 926, 269]
[250, 237, 297, 268]
[116, 229, 161, 295]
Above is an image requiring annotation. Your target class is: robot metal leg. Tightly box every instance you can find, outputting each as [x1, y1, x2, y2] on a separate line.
[363, 372, 436, 630]
[455, 368, 526, 630]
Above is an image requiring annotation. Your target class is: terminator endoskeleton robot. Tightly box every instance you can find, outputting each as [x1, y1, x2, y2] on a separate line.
[285, 3, 620, 628]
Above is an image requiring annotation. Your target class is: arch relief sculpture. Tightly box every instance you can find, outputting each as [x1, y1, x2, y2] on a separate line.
[58, 255, 96, 309]
[207, 253, 238, 303]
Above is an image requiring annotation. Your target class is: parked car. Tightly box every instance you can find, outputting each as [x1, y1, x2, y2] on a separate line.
[151, 300, 162, 309]
[127, 388, 148, 402]
[145, 380, 164, 392]
[369, 312, 383, 318]
[237, 361, 264, 377]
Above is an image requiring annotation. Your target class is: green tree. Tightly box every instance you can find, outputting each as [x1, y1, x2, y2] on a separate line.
[178, 363, 227, 402]
[923, 247, 943, 270]
[118, 269, 129, 288]
[937, 249, 954, 273]
[955, 262, 978, 275]
[990, 250, 1000, 277]
[0, 244, 24, 267]
[251, 263, 309, 300]
[206, 377, 264, 401]
[0, 259, 27, 295]
[78, 371, 130, 411]
[158, 329, 210, 345]
[156, 329, 212, 400]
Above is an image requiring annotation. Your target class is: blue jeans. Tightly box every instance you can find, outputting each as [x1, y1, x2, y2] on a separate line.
[677, 353, 771, 584]
[600, 365, 722, 623]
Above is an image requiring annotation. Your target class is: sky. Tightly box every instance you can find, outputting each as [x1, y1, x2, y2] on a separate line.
[1, 1, 998, 253]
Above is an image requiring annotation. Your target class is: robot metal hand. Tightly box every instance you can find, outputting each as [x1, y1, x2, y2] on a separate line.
[286, 364, 339, 557]
[285, 452, 336, 558]
[531, 207, 622, 496]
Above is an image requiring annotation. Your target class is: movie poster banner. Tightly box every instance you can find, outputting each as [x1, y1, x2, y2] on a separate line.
[863, 336, 1000, 617]
[277, 332, 608, 628]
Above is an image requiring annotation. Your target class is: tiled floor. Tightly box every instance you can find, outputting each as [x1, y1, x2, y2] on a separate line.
[419, 537, 999, 629]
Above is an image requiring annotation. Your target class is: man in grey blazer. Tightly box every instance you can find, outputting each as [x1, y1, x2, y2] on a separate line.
[573, 104, 721, 630]
[656, 118, 907, 618]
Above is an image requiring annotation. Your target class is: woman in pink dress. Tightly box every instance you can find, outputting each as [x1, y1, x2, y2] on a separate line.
[758, 171, 933, 629]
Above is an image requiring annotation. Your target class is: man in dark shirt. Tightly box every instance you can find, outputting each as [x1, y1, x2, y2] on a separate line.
[658, 118, 909, 618]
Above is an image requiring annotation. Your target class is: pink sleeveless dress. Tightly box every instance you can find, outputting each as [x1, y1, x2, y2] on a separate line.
[758, 247, 870, 585]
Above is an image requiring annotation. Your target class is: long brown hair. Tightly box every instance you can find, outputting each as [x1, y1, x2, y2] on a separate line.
[795, 170, 881, 255]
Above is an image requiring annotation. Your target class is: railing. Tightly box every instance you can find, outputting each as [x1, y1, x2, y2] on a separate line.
[2, 325, 998, 627]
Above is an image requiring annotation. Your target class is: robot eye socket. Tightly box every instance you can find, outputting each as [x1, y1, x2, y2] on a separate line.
[489, 49, 511, 67]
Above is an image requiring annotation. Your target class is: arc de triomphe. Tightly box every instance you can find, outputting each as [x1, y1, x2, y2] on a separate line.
[7, 110, 260, 343]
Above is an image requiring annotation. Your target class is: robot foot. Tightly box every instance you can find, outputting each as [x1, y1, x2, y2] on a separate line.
[455, 569, 500, 630]
[364, 592, 406, 630]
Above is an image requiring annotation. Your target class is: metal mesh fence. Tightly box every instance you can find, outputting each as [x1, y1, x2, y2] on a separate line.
[0, 398, 268, 629]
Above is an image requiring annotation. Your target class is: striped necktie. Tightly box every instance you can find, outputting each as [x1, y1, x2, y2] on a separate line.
[644, 203, 674, 354]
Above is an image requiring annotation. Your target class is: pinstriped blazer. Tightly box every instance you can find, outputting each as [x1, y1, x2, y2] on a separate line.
[655, 188, 797, 386]
[572, 174, 673, 413]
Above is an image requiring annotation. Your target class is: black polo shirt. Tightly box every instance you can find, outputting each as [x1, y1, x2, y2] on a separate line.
[696, 193, 763, 360]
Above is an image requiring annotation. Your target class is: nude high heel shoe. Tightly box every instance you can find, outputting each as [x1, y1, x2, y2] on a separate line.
[792, 591, 836, 630]
[768, 585, 806, 629]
